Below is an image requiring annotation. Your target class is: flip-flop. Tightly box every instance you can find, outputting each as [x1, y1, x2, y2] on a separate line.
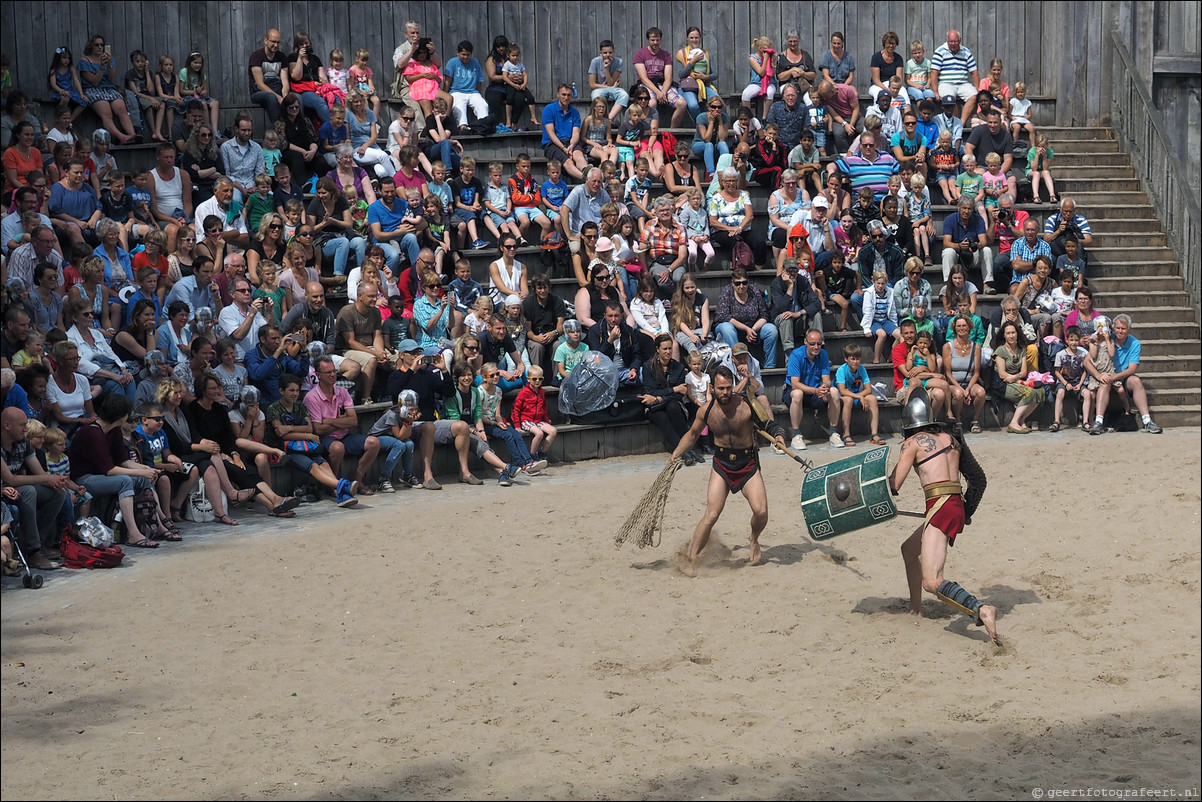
[159, 527, 182, 541]
[869, 436, 886, 445]
[214, 514, 239, 526]
[268, 509, 297, 518]
[272, 497, 301, 516]
[970, 422, 982, 434]
[127, 538, 159, 548]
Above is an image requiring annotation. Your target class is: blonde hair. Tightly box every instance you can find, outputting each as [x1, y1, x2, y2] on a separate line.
[43, 426, 67, 450]
[355, 48, 370, 63]
[908, 173, 926, 190]
[910, 40, 925, 53]
[1014, 80, 1026, 93]
[526, 364, 544, 379]
[329, 48, 344, 63]
[481, 361, 500, 377]
[25, 419, 47, 440]
[984, 152, 1002, 170]
[752, 36, 772, 52]
[872, 270, 888, 283]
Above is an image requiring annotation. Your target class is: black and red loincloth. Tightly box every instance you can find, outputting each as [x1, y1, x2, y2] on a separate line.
[712, 446, 760, 494]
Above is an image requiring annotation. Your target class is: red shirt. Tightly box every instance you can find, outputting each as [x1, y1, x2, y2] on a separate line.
[892, 340, 912, 390]
[132, 250, 171, 279]
[511, 384, 548, 427]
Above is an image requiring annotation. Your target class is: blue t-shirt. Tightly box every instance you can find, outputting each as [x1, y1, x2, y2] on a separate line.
[134, 424, 169, 464]
[942, 211, 987, 244]
[785, 346, 831, 392]
[542, 179, 568, 209]
[1112, 334, 1141, 373]
[541, 102, 582, 147]
[318, 122, 351, 148]
[835, 362, 869, 393]
[444, 57, 485, 93]
[367, 199, 408, 233]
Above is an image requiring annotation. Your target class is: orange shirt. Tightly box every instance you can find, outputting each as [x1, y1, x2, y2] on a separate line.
[2, 146, 43, 192]
[133, 250, 170, 278]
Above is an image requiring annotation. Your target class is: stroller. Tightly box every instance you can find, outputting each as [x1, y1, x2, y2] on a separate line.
[2, 503, 44, 589]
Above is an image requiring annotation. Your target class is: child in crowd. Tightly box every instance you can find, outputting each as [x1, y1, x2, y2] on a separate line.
[850, 187, 880, 230]
[624, 157, 653, 229]
[508, 153, 552, 244]
[87, 130, 118, 196]
[905, 40, 934, 103]
[464, 295, 494, 336]
[178, 51, 220, 130]
[46, 47, 88, 120]
[599, 159, 618, 185]
[927, 130, 960, 204]
[860, 270, 899, 364]
[318, 103, 351, 166]
[213, 338, 248, 403]
[1010, 81, 1034, 142]
[400, 186, 425, 228]
[133, 401, 198, 525]
[541, 159, 568, 226]
[483, 161, 522, 244]
[450, 156, 487, 249]
[789, 128, 824, 197]
[421, 194, 452, 275]
[741, 36, 777, 119]
[153, 54, 183, 127]
[11, 331, 45, 369]
[272, 162, 303, 213]
[1049, 268, 1078, 330]
[500, 44, 539, 132]
[510, 365, 558, 462]
[343, 184, 370, 239]
[582, 98, 619, 166]
[1027, 134, 1056, 204]
[349, 48, 382, 118]
[260, 129, 282, 175]
[615, 104, 648, 180]
[865, 90, 903, 141]
[835, 343, 884, 446]
[364, 400, 420, 492]
[382, 295, 409, 348]
[906, 294, 937, 344]
[281, 198, 305, 240]
[479, 362, 544, 474]
[981, 152, 1007, 212]
[1055, 236, 1086, 289]
[676, 187, 714, 270]
[42, 426, 92, 525]
[1053, 325, 1092, 432]
[731, 105, 761, 149]
[448, 258, 484, 336]
[253, 260, 287, 322]
[607, 179, 628, 217]
[124, 267, 164, 325]
[684, 350, 711, 413]
[553, 318, 589, 384]
[816, 251, 858, 332]
[501, 295, 526, 359]
[954, 153, 983, 210]
[245, 173, 276, 235]
[426, 161, 453, 216]
[906, 172, 932, 264]
[325, 49, 350, 100]
[630, 276, 670, 343]
[44, 105, 79, 151]
[131, 228, 169, 292]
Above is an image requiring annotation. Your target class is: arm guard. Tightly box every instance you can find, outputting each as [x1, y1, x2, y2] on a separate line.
[750, 400, 785, 441]
[952, 424, 987, 523]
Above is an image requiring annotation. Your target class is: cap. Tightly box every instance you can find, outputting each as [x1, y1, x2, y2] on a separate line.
[940, 94, 957, 106]
[397, 338, 421, 353]
[594, 237, 614, 253]
[811, 195, 829, 209]
[730, 342, 749, 356]
[504, 294, 521, 307]
[422, 345, 442, 357]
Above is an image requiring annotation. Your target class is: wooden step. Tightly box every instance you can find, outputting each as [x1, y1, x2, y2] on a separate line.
[1092, 289, 1192, 309]
[1090, 261, 1180, 278]
[1090, 232, 1168, 248]
[1130, 338, 1202, 358]
[1038, 127, 1115, 140]
[1090, 276, 1186, 294]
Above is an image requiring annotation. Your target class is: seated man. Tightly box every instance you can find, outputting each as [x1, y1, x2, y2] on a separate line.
[1090, 314, 1162, 435]
[216, 277, 269, 361]
[245, 323, 310, 404]
[1, 406, 68, 570]
[335, 282, 392, 405]
[784, 330, 843, 450]
[585, 300, 644, 387]
[303, 355, 380, 494]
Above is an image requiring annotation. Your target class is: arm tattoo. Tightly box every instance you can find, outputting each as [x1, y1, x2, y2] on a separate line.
[914, 432, 938, 452]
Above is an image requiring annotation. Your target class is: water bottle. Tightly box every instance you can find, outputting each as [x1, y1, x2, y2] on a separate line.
[571, 82, 577, 99]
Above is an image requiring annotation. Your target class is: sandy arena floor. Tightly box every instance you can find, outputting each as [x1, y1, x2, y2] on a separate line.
[2, 428, 1200, 800]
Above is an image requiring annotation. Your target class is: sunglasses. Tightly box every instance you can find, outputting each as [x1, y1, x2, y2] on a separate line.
[401, 116, 414, 121]
[807, 340, 824, 347]
[463, 345, 479, 352]
[483, 372, 499, 379]
[144, 415, 165, 422]
[732, 280, 748, 286]
[206, 227, 221, 234]
[268, 223, 281, 229]
[595, 274, 610, 280]
[502, 243, 516, 249]
[298, 231, 313, 236]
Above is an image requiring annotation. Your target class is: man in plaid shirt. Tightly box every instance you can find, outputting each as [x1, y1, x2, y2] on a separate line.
[638, 196, 688, 290]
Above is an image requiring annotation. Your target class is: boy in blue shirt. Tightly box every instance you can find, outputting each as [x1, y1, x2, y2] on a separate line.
[444, 40, 489, 130]
[834, 343, 883, 446]
[541, 160, 569, 225]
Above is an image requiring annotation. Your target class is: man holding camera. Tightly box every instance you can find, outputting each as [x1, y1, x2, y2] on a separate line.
[986, 194, 1028, 291]
[246, 323, 310, 404]
[1043, 197, 1093, 266]
[941, 197, 994, 292]
[217, 276, 269, 360]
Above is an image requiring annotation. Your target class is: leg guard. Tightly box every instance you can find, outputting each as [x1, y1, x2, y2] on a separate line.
[936, 580, 983, 624]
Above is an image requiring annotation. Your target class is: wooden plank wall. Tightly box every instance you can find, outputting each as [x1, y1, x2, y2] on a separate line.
[3, 0, 1171, 127]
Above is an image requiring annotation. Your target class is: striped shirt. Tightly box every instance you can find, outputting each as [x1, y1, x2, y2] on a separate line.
[1043, 212, 1093, 238]
[931, 43, 977, 86]
[834, 153, 899, 199]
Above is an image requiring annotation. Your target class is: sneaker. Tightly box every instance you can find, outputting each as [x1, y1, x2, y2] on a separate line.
[498, 466, 515, 486]
[471, 239, 489, 250]
[829, 432, 845, 448]
[790, 434, 807, 451]
[1089, 425, 1104, 436]
[402, 473, 423, 488]
[771, 444, 785, 456]
[982, 283, 998, 295]
[1143, 420, 1163, 434]
[379, 479, 396, 493]
[526, 458, 548, 473]
[335, 490, 358, 508]
[495, 123, 514, 134]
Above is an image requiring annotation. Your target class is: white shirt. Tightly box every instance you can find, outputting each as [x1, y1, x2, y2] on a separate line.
[195, 196, 248, 237]
[217, 303, 267, 360]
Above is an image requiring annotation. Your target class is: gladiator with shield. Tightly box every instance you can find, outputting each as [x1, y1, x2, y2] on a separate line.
[888, 387, 1000, 645]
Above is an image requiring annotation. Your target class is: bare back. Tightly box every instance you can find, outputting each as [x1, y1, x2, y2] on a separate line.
[908, 430, 960, 485]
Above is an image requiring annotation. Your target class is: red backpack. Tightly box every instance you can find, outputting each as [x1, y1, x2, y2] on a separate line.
[60, 535, 124, 569]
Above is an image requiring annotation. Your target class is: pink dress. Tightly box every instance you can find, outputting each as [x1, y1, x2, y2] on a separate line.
[403, 61, 441, 102]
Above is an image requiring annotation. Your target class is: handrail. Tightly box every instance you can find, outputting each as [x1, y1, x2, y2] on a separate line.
[1109, 29, 1202, 325]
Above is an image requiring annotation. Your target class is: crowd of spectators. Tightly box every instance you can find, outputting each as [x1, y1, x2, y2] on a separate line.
[0, 19, 1169, 572]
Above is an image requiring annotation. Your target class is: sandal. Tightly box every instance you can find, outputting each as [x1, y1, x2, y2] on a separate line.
[1082, 422, 1092, 433]
[214, 514, 239, 526]
[970, 421, 982, 434]
[869, 435, 886, 446]
[1049, 421, 1061, 432]
[268, 509, 297, 518]
[843, 435, 856, 447]
[170, 506, 184, 523]
[271, 496, 302, 516]
[231, 488, 256, 506]
[127, 537, 159, 548]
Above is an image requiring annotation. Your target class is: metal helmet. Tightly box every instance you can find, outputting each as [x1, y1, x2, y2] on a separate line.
[900, 386, 938, 437]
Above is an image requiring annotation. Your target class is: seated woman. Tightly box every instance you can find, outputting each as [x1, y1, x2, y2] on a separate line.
[186, 373, 301, 519]
[715, 268, 779, 368]
[574, 260, 633, 330]
[639, 333, 701, 464]
[707, 168, 768, 269]
[246, 213, 287, 286]
[156, 377, 236, 525]
[44, 340, 98, 435]
[65, 296, 137, 401]
[178, 123, 224, 204]
[76, 34, 138, 143]
[307, 176, 362, 278]
[943, 313, 986, 433]
[278, 93, 323, 183]
[992, 320, 1044, 433]
[112, 298, 159, 369]
[327, 143, 377, 205]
